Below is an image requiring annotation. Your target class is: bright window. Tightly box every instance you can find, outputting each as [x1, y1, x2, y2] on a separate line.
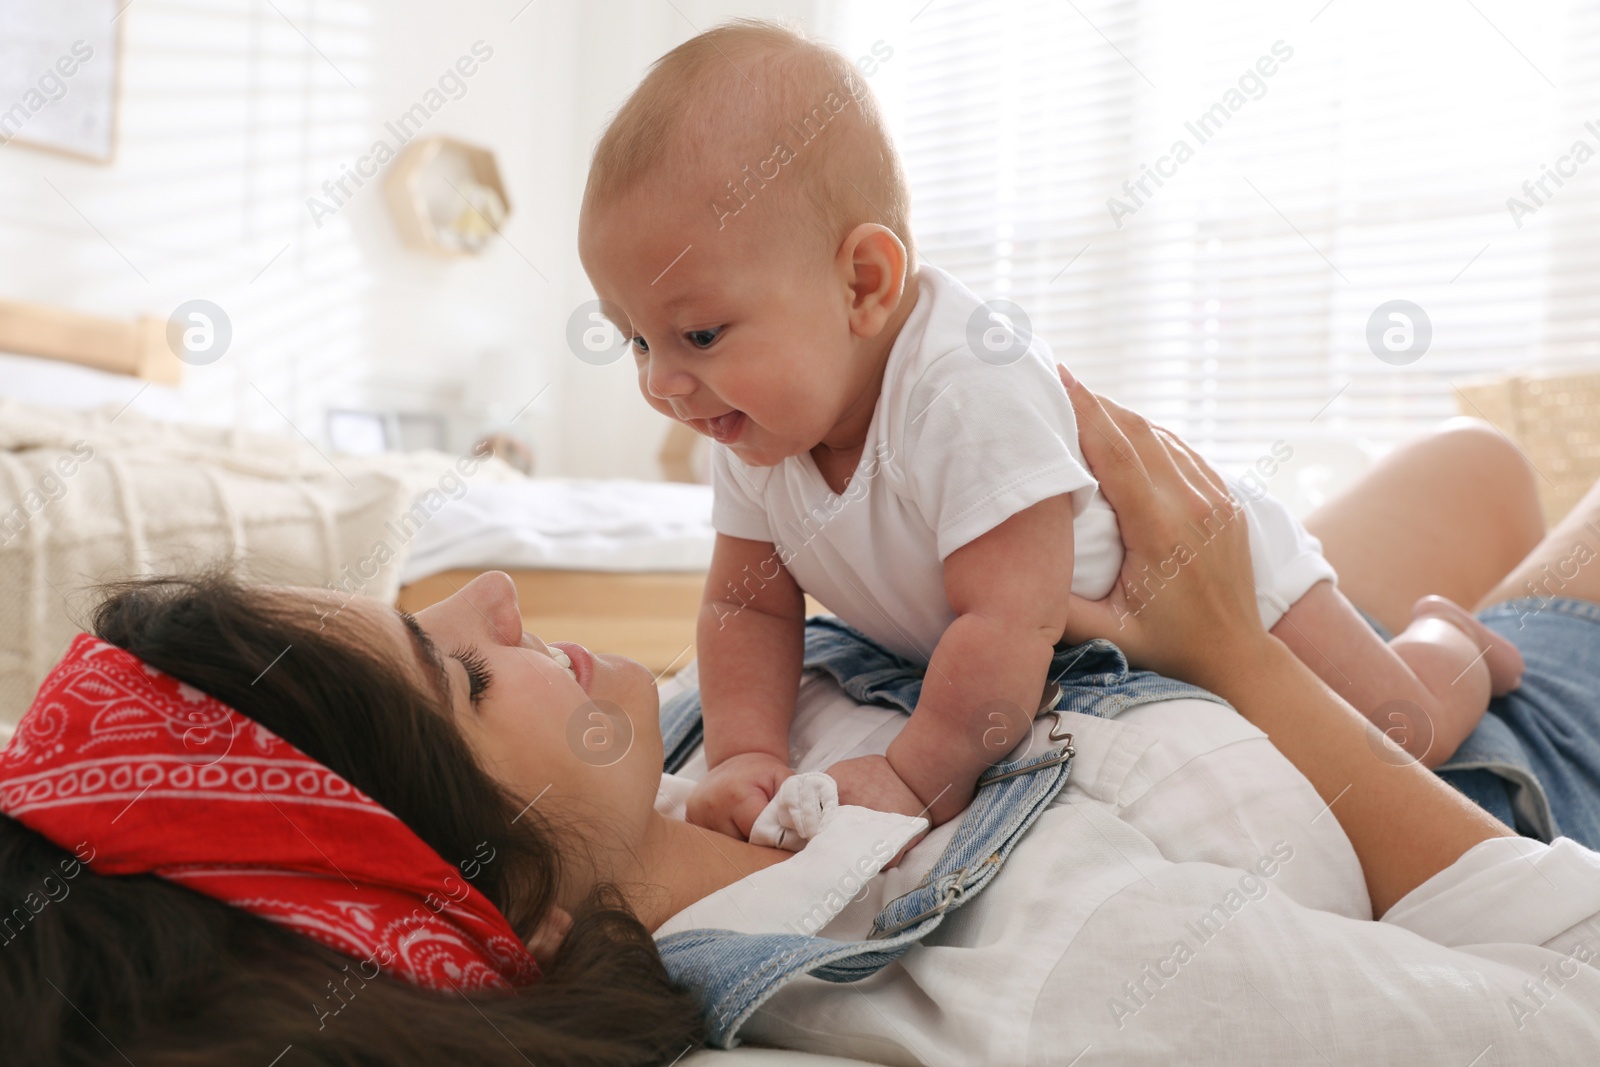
[826, 0, 1594, 464]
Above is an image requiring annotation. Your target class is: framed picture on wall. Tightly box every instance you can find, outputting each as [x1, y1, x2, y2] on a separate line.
[0, 0, 122, 164]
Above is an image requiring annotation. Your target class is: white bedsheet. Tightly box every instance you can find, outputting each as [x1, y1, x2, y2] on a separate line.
[399, 478, 715, 580]
[0, 357, 713, 582]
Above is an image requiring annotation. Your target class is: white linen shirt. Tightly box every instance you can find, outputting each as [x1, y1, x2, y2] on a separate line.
[657, 662, 1600, 1065]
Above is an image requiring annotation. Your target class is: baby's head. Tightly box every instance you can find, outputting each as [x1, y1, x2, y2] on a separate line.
[579, 20, 914, 467]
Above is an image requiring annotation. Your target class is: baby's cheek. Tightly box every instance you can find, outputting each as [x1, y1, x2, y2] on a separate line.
[641, 392, 677, 420]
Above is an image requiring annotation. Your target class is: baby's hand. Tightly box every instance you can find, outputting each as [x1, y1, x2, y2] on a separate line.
[686, 752, 795, 840]
[824, 755, 931, 866]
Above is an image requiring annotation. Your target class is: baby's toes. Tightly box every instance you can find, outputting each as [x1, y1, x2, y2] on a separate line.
[1412, 595, 1525, 696]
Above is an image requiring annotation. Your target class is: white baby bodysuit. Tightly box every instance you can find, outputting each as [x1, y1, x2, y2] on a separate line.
[709, 264, 1332, 664]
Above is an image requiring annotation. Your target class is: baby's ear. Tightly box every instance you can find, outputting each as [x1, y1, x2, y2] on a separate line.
[525, 905, 573, 967]
[840, 223, 909, 338]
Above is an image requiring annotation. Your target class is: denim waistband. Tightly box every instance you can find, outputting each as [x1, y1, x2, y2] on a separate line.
[1441, 596, 1600, 844]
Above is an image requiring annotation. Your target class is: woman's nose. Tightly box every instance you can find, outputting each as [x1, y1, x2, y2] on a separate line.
[461, 571, 526, 646]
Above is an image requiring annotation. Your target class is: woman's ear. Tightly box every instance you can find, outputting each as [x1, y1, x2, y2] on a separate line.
[526, 905, 573, 968]
[838, 223, 909, 339]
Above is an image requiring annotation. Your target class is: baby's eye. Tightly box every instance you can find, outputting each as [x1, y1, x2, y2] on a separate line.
[630, 336, 649, 355]
[686, 327, 722, 349]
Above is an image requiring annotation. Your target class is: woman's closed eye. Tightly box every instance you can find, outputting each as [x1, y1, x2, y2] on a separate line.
[451, 646, 493, 705]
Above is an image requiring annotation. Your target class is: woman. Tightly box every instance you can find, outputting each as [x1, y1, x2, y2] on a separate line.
[2, 377, 1597, 1064]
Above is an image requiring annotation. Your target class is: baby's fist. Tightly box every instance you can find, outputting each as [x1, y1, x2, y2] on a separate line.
[686, 752, 795, 840]
[824, 755, 930, 866]
[824, 755, 928, 822]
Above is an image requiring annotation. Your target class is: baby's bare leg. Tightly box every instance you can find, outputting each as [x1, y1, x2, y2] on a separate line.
[1269, 581, 1509, 768]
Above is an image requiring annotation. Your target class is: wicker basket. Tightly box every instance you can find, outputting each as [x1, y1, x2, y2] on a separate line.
[1455, 370, 1600, 525]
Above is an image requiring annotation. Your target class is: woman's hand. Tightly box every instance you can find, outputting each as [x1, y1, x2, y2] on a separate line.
[1052, 365, 1514, 915]
[1056, 365, 1270, 694]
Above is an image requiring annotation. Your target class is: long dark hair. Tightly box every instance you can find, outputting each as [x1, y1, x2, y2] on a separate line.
[0, 574, 704, 1065]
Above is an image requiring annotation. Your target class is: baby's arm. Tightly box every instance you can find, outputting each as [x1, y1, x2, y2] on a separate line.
[686, 532, 806, 838]
[875, 493, 1077, 827]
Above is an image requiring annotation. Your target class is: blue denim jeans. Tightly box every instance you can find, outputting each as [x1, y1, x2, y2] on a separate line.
[1367, 596, 1600, 850]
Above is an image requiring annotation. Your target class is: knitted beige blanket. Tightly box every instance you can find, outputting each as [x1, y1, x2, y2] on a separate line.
[0, 399, 520, 725]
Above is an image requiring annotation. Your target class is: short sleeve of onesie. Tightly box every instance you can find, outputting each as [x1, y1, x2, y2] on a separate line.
[901, 348, 1100, 561]
[709, 441, 774, 543]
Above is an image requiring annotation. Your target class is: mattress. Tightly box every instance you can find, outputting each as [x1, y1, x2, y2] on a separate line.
[399, 478, 716, 580]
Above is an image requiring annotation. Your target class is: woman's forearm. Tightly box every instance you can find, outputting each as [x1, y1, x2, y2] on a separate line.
[1203, 635, 1514, 916]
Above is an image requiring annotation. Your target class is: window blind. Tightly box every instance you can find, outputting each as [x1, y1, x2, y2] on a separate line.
[0, 0, 373, 436]
[829, 0, 1595, 465]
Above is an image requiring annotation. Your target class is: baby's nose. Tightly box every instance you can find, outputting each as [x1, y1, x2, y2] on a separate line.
[645, 353, 695, 399]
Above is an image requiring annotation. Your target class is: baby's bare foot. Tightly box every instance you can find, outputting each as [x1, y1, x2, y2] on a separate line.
[1411, 595, 1525, 696]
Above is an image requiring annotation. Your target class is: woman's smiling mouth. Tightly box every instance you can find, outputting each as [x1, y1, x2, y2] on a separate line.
[548, 642, 593, 691]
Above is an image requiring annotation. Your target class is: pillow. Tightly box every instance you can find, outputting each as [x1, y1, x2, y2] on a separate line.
[0, 351, 189, 422]
[0, 398, 518, 724]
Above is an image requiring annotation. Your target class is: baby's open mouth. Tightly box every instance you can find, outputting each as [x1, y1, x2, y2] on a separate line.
[702, 411, 745, 443]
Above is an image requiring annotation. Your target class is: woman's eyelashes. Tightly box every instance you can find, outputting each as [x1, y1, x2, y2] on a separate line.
[451, 646, 493, 705]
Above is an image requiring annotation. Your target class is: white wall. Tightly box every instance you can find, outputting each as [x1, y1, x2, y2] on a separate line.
[0, 0, 376, 441]
[0, 0, 814, 479]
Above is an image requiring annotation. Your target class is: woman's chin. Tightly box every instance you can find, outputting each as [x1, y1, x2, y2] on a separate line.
[598, 652, 663, 714]
[600, 650, 648, 679]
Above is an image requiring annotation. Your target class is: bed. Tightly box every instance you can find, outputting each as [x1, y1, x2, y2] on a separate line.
[0, 298, 829, 724]
[393, 431, 722, 679]
[0, 295, 754, 682]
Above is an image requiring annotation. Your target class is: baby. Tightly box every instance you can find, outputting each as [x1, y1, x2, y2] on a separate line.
[578, 21, 1524, 834]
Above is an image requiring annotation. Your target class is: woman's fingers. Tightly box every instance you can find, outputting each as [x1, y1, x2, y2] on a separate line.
[1090, 384, 1237, 525]
[1067, 377, 1213, 541]
[1094, 392, 1169, 472]
[1060, 590, 1129, 647]
[1184, 444, 1239, 511]
[1095, 396, 1216, 515]
[1053, 367, 1271, 675]
[1156, 427, 1239, 526]
[1154, 426, 1228, 501]
[1057, 366, 1154, 517]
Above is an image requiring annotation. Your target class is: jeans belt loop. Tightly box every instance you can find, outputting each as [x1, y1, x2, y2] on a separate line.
[872, 876, 967, 939]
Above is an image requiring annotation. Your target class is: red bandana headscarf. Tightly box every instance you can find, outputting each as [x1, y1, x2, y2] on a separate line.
[0, 633, 540, 992]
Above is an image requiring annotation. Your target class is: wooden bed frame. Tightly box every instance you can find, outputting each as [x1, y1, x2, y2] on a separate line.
[0, 296, 724, 677]
[397, 568, 710, 679]
[396, 424, 829, 678]
[397, 563, 827, 680]
[395, 422, 718, 677]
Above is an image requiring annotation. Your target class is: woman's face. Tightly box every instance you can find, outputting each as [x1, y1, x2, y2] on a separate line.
[355, 572, 665, 854]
